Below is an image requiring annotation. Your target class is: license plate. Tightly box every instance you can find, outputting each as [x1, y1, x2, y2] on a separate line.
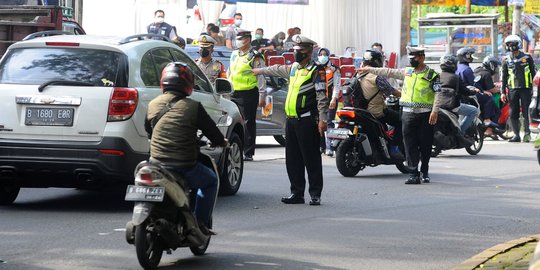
[327, 128, 351, 139]
[25, 107, 74, 126]
[125, 185, 165, 202]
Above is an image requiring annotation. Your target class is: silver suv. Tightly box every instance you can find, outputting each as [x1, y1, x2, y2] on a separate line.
[0, 34, 245, 204]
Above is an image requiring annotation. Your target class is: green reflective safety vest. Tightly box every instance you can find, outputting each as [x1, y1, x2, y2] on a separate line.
[400, 67, 439, 109]
[286, 62, 317, 117]
[507, 58, 532, 89]
[228, 51, 258, 91]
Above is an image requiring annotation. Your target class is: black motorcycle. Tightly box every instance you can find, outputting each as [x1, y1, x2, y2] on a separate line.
[327, 101, 413, 177]
[125, 141, 225, 269]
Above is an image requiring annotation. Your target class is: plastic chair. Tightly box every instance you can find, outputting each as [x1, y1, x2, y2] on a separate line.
[388, 52, 397, 68]
[282, 52, 295, 65]
[340, 57, 353, 66]
[330, 57, 340, 67]
[264, 50, 278, 66]
[340, 65, 356, 78]
[268, 56, 285, 66]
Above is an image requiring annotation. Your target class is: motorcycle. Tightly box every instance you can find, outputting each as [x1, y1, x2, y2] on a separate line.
[327, 96, 413, 177]
[431, 96, 484, 157]
[124, 140, 224, 269]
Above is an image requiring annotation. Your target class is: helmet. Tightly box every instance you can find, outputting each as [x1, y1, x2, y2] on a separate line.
[362, 48, 384, 67]
[456, 47, 476, 63]
[160, 62, 195, 96]
[439, 54, 457, 73]
[482, 55, 501, 75]
[504, 34, 522, 52]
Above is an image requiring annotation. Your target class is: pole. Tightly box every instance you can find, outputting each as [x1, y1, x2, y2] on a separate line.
[511, 4, 522, 35]
[465, 0, 471, 14]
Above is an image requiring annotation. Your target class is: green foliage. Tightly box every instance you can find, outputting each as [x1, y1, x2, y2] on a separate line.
[411, 5, 512, 30]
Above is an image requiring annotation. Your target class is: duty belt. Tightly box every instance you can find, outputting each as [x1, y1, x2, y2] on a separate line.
[286, 111, 311, 119]
[402, 107, 432, 113]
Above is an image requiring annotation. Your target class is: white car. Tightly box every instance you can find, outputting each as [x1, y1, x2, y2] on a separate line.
[0, 34, 245, 204]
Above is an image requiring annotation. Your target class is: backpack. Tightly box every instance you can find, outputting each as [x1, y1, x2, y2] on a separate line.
[341, 73, 380, 109]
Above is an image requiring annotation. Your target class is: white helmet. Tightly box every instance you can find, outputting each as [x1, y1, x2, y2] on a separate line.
[504, 35, 522, 52]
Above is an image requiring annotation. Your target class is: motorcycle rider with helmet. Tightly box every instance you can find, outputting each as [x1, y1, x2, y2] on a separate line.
[474, 55, 502, 138]
[437, 54, 480, 145]
[500, 34, 537, 143]
[145, 62, 227, 233]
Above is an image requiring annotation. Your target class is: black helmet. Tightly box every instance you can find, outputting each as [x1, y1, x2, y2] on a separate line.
[362, 48, 384, 67]
[482, 55, 501, 75]
[439, 54, 457, 73]
[456, 47, 476, 63]
[160, 62, 195, 95]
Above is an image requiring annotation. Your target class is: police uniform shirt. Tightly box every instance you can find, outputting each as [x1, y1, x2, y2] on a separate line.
[502, 51, 537, 91]
[196, 58, 224, 84]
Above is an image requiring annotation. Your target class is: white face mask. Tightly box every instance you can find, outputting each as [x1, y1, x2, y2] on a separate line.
[155, 17, 164, 24]
[318, 55, 329, 65]
[236, 39, 246, 48]
[234, 19, 242, 27]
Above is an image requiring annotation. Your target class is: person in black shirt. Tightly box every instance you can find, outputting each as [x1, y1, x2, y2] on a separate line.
[251, 28, 274, 54]
[473, 55, 502, 138]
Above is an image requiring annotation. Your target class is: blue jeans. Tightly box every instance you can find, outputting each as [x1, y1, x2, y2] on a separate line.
[457, 103, 479, 133]
[167, 162, 217, 226]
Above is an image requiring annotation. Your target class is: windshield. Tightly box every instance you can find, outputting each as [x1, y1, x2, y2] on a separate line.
[0, 47, 125, 86]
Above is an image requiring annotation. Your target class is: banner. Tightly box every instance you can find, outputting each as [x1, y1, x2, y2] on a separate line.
[413, 0, 507, 5]
[211, 0, 309, 4]
[525, 0, 540, 14]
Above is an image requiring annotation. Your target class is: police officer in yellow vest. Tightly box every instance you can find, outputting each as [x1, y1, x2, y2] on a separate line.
[227, 29, 267, 161]
[253, 35, 328, 205]
[500, 35, 537, 143]
[360, 46, 442, 184]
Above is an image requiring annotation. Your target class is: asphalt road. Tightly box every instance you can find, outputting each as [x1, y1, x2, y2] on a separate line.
[1, 137, 539, 270]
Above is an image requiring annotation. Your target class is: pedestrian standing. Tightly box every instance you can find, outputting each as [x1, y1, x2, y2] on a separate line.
[500, 35, 537, 143]
[253, 35, 329, 205]
[147, 10, 178, 40]
[317, 47, 341, 156]
[225, 13, 242, 49]
[360, 47, 441, 184]
[227, 29, 266, 161]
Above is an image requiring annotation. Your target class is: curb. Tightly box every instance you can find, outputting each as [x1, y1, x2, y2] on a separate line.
[452, 234, 540, 270]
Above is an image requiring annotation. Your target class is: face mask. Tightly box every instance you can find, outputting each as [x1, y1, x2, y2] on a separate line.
[295, 51, 308, 63]
[318, 55, 329, 65]
[254, 34, 263, 40]
[236, 39, 246, 48]
[409, 58, 420, 68]
[155, 17, 164, 24]
[506, 43, 519, 52]
[200, 48, 210, 58]
[234, 19, 242, 27]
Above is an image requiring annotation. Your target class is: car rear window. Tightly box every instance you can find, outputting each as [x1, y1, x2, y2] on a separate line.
[0, 47, 126, 86]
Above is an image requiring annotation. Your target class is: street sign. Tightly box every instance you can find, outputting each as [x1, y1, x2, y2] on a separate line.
[508, 0, 524, 6]
[525, 0, 540, 14]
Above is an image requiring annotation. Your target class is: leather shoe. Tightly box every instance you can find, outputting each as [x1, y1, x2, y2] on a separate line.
[244, 155, 253, 161]
[405, 174, 421, 185]
[421, 173, 430, 183]
[281, 194, 304, 204]
[509, 136, 521, 143]
[309, 197, 321, 206]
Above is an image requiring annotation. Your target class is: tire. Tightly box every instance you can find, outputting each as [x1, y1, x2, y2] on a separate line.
[219, 132, 243, 196]
[0, 183, 20, 205]
[273, 135, 286, 146]
[335, 138, 363, 177]
[135, 220, 163, 270]
[537, 149, 540, 166]
[466, 124, 484, 155]
[190, 218, 212, 256]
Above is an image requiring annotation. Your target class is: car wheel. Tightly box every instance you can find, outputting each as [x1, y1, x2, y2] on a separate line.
[0, 183, 20, 205]
[273, 135, 286, 146]
[219, 131, 243, 196]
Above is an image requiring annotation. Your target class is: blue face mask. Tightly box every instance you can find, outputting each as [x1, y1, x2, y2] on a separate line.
[318, 55, 329, 65]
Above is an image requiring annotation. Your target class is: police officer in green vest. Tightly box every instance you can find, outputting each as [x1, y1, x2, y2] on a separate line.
[227, 29, 267, 161]
[500, 35, 537, 143]
[360, 46, 442, 184]
[253, 35, 328, 205]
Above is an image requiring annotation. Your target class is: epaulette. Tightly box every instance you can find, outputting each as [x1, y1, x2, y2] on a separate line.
[422, 67, 438, 82]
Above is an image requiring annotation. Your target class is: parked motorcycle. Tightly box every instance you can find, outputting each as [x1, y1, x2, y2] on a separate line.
[125, 142, 223, 269]
[327, 96, 413, 177]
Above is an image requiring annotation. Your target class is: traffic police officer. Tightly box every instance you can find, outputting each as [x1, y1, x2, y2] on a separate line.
[195, 35, 226, 85]
[500, 35, 537, 143]
[253, 35, 329, 205]
[360, 46, 441, 184]
[227, 29, 266, 161]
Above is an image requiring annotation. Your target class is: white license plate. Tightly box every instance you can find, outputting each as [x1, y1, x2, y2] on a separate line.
[125, 185, 165, 202]
[327, 128, 351, 139]
[25, 107, 74, 126]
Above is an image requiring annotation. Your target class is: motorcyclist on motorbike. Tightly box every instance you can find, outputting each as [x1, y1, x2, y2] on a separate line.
[437, 54, 480, 145]
[354, 48, 403, 159]
[144, 62, 227, 234]
[474, 55, 502, 138]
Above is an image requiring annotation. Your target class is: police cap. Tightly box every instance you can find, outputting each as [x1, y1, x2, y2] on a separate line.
[198, 35, 216, 48]
[235, 29, 252, 40]
[292, 34, 316, 50]
[406, 46, 425, 58]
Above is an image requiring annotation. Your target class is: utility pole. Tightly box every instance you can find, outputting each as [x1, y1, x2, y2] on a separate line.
[401, 0, 412, 63]
[509, 0, 523, 35]
[465, 0, 471, 14]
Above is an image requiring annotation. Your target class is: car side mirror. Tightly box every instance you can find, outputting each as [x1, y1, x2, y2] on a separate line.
[215, 78, 233, 95]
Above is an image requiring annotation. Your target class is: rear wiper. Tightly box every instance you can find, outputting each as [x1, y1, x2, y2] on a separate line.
[38, 80, 94, 92]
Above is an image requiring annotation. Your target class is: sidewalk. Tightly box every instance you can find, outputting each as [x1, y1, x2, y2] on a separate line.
[453, 234, 540, 270]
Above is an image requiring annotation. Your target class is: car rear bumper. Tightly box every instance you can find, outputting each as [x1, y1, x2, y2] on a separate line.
[0, 137, 148, 188]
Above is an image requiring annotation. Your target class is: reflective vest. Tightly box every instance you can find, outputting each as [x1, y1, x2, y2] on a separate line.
[400, 67, 439, 109]
[506, 54, 533, 89]
[324, 65, 335, 96]
[228, 50, 258, 91]
[286, 62, 317, 117]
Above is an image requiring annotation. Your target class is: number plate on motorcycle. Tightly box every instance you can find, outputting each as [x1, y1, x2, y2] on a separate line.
[125, 185, 165, 202]
[326, 128, 351, 139]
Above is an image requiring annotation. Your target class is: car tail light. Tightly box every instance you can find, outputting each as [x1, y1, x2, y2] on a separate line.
[45, 42, 80, 47]
[336, 110, 355, 120]
[108, 88, 138, 121]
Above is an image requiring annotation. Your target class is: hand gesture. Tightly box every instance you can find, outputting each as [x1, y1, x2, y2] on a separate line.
[318, 120, 327, 136]
[428, 111, 438, 125]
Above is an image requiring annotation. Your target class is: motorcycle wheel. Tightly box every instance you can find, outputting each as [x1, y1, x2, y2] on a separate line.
[273, 135, 286, 146]
[219, 131, 244, 196]
[0, 183, 19, 205]
[335, 137, 363, 177]
[135, 219, 163, 270]
[466, 124, 484, 155]
[190, 218, 212, 256]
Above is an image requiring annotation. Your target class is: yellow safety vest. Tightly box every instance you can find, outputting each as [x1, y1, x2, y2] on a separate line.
[400, 67, 439, 108]
[228, 51, 258, 91]
[286, 62, 317, 117]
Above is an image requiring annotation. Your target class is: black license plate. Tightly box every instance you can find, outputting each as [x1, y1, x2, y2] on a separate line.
[25, 107, 74, 126]
[125, 185, 165, 202]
